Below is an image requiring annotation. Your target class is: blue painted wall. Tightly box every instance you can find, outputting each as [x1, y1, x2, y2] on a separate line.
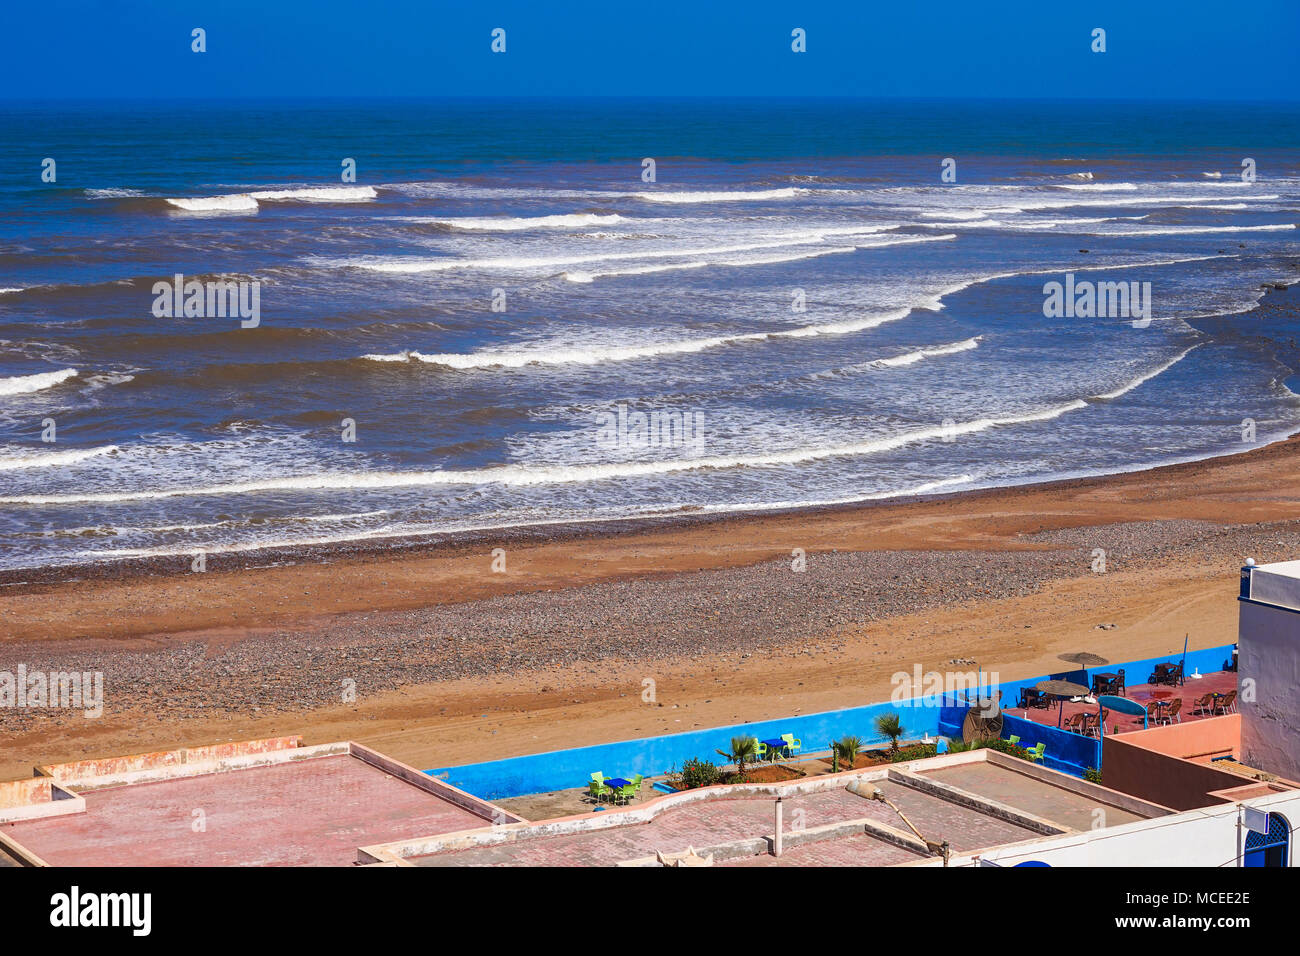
[428, 643, 1235, 800]
[427, 698, 944, 802]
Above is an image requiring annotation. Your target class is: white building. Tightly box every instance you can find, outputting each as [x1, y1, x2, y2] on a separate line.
[1238, 559, 1300, 782]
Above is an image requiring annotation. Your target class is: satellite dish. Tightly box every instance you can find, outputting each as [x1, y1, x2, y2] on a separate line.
[962, 699, 1004, 742]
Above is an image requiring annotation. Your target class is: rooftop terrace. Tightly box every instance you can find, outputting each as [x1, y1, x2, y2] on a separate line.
[1011, 668, 1237, 737]
[0, 738, 515, 867]
[362, 749, 1169, 867]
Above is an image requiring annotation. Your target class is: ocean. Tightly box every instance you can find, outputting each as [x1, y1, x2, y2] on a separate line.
[1, 98, 1298, 571]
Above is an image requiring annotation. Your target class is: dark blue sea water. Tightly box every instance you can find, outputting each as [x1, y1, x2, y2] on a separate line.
[1, 99, 1298, 570]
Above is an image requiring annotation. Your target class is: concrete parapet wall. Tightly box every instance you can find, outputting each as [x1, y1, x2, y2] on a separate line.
[348, 742, 521, 825]
[362, 748, 994, 864]
[37, 735, 330, 790]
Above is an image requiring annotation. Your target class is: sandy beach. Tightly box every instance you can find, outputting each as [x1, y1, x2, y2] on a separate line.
[2, 433, 1298, 782]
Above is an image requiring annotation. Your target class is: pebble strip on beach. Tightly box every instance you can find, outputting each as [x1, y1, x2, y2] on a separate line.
[2, 517, 1298, 732]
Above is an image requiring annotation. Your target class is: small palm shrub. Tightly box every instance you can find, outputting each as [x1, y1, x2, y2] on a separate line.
[875, 713, 905, 755]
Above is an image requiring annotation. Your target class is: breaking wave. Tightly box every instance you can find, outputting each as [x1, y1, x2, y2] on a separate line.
[0, 367, 79, 396]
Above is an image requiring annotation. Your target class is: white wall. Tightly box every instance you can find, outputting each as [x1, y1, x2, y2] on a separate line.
[933, 790, 1300, 867]
[1238, 600, 1300, 782]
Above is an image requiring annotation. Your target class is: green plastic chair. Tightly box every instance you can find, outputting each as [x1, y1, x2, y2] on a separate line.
[1008, 735, 1021, 746]
[781, 733, 802, 756]
[617, 780, 640, 805]
[589, 772, 612, 803]
[1025, 743, 1046, 762]
[754, 740, 768, 762]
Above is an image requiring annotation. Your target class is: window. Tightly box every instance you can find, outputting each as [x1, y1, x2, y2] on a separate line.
[1244, 813, 1290, 867]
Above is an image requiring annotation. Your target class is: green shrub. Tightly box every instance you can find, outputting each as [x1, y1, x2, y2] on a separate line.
[966, 737, 1031, 758]
[669, 757, 721, 790]
[890, 743, 938, 762]
[1083, 767, 1103, 784]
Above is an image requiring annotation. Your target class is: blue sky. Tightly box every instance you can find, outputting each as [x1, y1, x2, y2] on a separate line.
[2, 1, 1297, 100]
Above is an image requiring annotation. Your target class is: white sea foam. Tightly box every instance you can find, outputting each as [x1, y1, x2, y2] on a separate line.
[919, 209, 988, 220]
[166, 186, 377, 213]
[696, 474, 979, 512]
[1091, 345, 1200, 400]
[70, 475, 979, 560]
[0, 367, 78, 396]
[874, 337, 980, 367]
[992, 194, 1279, 213]
[363, 299, 939, 370]
[249, 186, 377, 202]
[1058, 182, 1140, 191]
[348, 228, 895, 275]
[166, 195, 260, 212]
[0, 402, 1092, 505]
[1090, 223, 1296, 237]
[0, 445, 118, 470]
[563, 244, 860, 282]
[411, 254, 1224, 373]
[415, 213, 627, 231]
[632, 187, 804, 203]
[0, 287, 23, 295]
[85, 188, 148, 199]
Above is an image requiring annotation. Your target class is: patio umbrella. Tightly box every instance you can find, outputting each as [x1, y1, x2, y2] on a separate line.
[1058, 652, 1110, 693]
[1098, 694, 1148, 732]
[1036, 679, 1090, 727]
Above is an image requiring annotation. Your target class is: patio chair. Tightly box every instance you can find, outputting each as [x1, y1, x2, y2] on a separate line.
[1080, 714, 1099, 738]
[1008, 735, 1020, 746]
[1024, 743, 1046, 762]
[754, 740, 768, 762]
[1018, 688, 1044, 709]
[1214, 690, 1237, 715]
[781, 733, 802, 756]
[1062, 713, 1086, 734]
[589, 773, 612, 803]
[1170, 664, 1184, 686]
[1192, 693, 1215, 716]
[1160, 698, 1182, 725]
[1115, 669, 1126, 695]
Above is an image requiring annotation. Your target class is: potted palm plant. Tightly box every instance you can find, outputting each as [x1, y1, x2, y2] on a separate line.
[833, 735, 863, 771]
[875, 713, 905, 756]
[716, 735, 759, 778]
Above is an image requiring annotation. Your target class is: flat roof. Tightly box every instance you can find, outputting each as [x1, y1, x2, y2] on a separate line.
[3, 752, 494, 867]
[392, 751, 1167, 867]
[1246, 559, 1300, 611]
[412, 780, 1043, 867]
[920, 761, 1147, 830]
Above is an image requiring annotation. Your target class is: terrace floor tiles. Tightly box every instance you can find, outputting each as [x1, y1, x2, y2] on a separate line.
[413, 781, 1041, 866]
[722, 834, 926, 867]
[2, 754, 492, 867]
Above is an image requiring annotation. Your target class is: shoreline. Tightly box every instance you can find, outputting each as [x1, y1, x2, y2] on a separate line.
[5, 423, 1300, 592]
